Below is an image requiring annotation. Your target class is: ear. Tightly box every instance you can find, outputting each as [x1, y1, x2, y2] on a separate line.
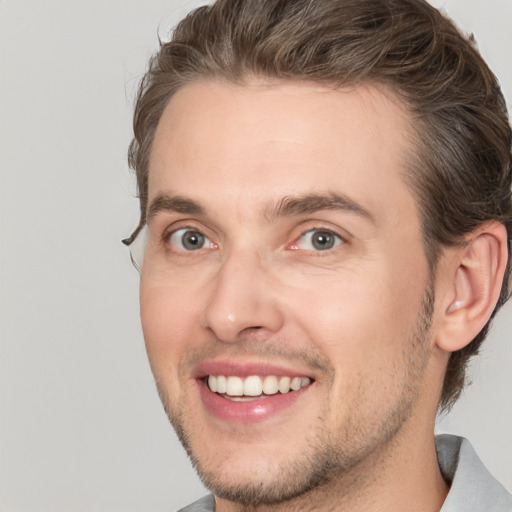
[435, 222, 509, 353]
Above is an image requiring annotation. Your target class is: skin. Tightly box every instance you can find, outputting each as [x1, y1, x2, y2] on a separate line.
[140, 80, 454, 511]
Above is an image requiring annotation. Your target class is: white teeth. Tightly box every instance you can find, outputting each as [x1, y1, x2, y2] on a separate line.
[207, 374, 312, 396]
[262, 375, 279, 395]
[244, 375, 263, 396]
[290, 377, 301, 391]
[278, 376, 291, 393]
[226, 376, 244, 396]
[217, 375, 227, 394]
[208, 375, 218, 392]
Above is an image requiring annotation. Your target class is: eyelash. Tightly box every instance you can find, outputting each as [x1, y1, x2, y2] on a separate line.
[163, 226, 216, 252]
[289, 228, 345, 252]
[162, 224, 346, 255]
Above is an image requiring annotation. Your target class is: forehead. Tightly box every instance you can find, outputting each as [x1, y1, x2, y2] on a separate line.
[148, 79, 417, 224]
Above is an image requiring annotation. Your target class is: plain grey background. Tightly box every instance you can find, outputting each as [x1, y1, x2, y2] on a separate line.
[0, 1, 511, 510]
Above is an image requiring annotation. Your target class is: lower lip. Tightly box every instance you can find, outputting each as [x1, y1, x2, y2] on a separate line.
[197, 380, 310, 424]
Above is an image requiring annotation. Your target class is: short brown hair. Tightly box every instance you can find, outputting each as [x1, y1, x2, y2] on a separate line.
[128, 0, 512, 410]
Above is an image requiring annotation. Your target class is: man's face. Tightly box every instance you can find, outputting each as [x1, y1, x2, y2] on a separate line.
[141, 80, 438, 504]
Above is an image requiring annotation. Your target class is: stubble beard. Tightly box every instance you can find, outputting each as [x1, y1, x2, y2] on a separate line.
[155, 285, 435, 508]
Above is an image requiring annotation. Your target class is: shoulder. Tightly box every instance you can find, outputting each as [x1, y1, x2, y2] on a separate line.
[437, 434, 512, 512]
[177, 494, 215, 512]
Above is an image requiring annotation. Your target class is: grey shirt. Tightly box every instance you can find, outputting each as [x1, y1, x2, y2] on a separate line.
[178, 434, 512, 511]
[437, 434, 512, 511]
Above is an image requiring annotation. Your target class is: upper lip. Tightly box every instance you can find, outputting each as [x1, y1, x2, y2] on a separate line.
[193, 360, 316, 380]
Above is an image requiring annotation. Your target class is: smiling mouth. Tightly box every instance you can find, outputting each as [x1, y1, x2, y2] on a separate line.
[206, 375, 313, 400]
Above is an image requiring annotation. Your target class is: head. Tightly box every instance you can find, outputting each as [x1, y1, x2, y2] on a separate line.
[128, 0, 512, 411]
[127, 0, 512, 505]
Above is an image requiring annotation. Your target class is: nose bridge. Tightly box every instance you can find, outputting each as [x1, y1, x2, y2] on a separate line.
[203, 248, 283, 343]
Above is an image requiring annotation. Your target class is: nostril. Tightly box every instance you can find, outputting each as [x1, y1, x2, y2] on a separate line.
[240, 325, 264, 335]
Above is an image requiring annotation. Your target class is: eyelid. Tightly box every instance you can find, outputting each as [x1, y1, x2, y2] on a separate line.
[289, 227, 346, 251]
[159, 218, 214, 241]
[164, 225, 217, 252]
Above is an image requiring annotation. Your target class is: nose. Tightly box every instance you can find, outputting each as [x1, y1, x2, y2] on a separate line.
[203, 250, 284, 343]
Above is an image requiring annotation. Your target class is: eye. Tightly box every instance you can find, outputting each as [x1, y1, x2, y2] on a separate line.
[293, 229, 343, 251]
[168, 228, 214, 251]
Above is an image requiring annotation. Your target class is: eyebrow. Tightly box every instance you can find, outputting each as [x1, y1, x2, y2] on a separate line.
[146, 191, 374, 224]
[147, 193, 205, 221]
[266, 192, 375, 223]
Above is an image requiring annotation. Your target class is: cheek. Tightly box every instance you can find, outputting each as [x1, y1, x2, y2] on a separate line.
[288, 266, 426, 374]
[287, 275, 427, 428]
[140, 280, 199, 369]
[291, 273, 396, 342]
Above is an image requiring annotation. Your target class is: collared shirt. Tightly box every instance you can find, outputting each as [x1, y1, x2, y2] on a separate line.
[437, 434, 511, 511]
[178, 434, 512, 511]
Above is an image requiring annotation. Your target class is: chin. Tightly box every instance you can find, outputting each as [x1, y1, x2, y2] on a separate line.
[187, 438, 342, 506]
[167, 403, 337, 505]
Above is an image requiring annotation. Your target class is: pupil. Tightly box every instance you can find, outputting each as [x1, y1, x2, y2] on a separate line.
[182, 231, 204, 250]
[312, 231, 334, 250]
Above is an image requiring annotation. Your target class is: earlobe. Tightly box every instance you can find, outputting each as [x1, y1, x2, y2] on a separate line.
[437, 222, 508, 353]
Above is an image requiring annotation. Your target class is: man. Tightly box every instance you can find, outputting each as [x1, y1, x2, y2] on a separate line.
[123, 0, 512, 510]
